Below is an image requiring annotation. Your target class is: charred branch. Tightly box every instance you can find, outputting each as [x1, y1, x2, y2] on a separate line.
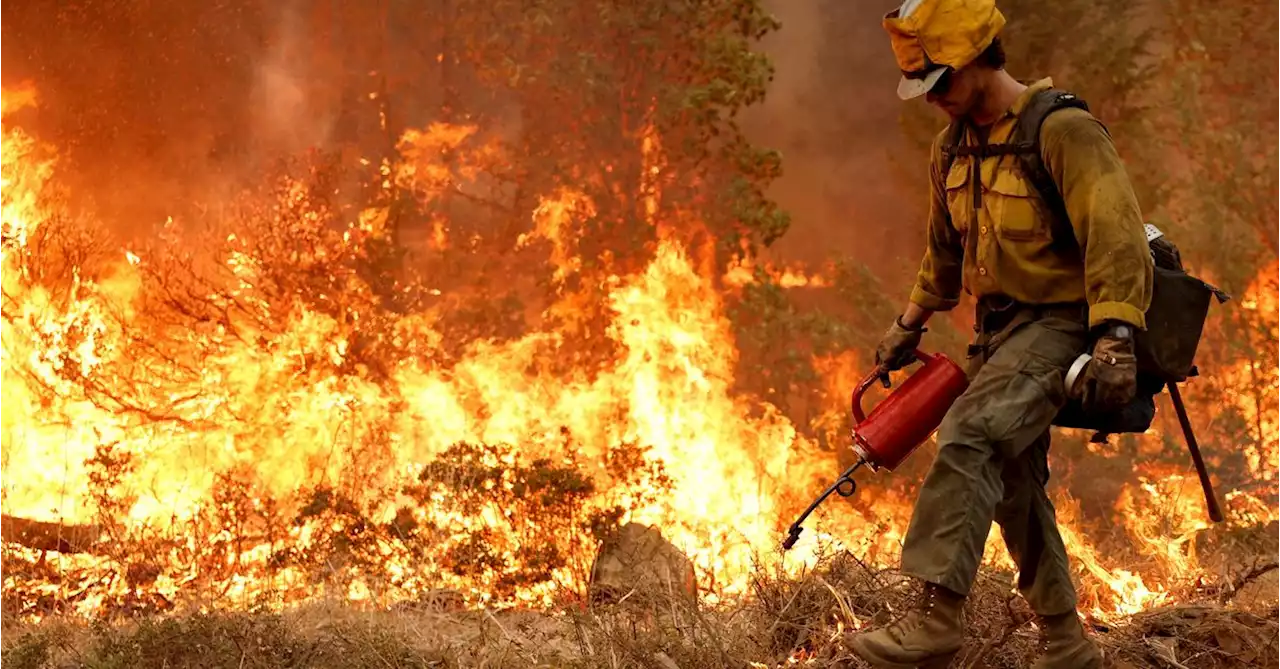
[79, 377, 203, 429]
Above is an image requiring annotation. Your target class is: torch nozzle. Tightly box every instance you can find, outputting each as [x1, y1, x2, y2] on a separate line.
[780, 459, 866, 551]
[782, 526, 803, 551]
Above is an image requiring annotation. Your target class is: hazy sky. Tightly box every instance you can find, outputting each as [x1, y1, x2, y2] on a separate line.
[741, 0, 931, 280]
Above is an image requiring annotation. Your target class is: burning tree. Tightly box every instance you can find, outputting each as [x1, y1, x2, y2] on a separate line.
[0, 29, 843, 615]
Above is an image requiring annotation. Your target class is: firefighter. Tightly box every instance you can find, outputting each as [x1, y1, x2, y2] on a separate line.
[846, 0, 1154, 667]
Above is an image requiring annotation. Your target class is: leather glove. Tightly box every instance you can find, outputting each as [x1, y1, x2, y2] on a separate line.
[875, 316, 925, 374]
[1080, 327, 1138, 413]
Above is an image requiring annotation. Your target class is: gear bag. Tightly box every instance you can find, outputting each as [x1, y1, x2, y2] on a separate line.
[939, 87, 1230, 433]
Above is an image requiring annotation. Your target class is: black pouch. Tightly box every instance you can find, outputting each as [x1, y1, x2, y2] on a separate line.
[1136, 257, 1230, 383]
[1049, 230, 1229, 436]
[1051, 371, 1165, 434]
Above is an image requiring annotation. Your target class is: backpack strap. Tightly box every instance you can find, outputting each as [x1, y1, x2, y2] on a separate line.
[938, 117, 967, 179]
[1008, 88, 1091, 251]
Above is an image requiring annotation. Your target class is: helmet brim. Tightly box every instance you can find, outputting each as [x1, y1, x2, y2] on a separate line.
[897, 67, 947, 101]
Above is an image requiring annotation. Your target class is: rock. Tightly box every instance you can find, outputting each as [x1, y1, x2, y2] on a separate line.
[588, 522, 696, 606]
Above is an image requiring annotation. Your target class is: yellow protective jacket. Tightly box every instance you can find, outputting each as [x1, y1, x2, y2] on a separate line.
[909, 78, 1154, 329]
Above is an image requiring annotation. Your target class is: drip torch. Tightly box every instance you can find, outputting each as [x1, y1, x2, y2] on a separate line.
[783, 349, 969, 550]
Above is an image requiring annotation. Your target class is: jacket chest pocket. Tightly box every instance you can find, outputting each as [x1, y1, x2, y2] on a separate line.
[988, 169, 1048, 241]
[944, 162, 971, 235]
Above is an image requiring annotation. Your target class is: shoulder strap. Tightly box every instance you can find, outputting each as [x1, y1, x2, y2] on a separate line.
[1009, 88, 1091, 250]
[939, 118, 967, 178]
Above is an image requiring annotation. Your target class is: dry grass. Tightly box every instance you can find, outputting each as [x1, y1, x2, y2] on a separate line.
[3, 554, 1275, 669]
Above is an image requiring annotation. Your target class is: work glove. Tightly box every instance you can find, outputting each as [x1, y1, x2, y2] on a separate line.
[1080, 327, 1138, 413]
[875, 316, 925, 376]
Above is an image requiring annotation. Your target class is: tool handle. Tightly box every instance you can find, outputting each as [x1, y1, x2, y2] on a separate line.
[1168, 381, 1224, 523]
[853, 349, 930, 425]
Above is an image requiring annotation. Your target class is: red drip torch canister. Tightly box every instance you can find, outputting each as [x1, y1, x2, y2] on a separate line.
[850, 349, 970, 472]
[780, 349, 969, 551]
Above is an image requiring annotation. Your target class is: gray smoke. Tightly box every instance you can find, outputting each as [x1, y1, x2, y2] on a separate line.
[249, 1, 337, 158]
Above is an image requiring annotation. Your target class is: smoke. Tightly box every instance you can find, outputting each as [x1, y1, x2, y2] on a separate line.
[0, 0, 334, 239]
[1, 0, 936, 275]
[741, 0, 937, 280]
[0, 0, 262, 235]
[248, 2, 337, 158]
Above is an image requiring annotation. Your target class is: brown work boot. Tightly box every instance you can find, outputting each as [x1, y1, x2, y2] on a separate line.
[1031, 611, 1103, 669]
[845, 582, 964, 668]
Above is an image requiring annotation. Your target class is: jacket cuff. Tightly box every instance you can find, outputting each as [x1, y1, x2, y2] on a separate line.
[1089, 301, 1147, 330]
[909, 285, 960, 312]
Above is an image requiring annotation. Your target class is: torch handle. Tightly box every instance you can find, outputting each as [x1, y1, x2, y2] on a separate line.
[1167, 381, 1224, 523]
[854, 349, 930, 424]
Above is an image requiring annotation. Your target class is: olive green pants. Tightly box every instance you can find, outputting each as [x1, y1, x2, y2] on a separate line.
[900, 309, 1086, 616]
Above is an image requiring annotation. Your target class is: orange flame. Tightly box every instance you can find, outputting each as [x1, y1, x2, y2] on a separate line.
[1, 83, 1276, 625]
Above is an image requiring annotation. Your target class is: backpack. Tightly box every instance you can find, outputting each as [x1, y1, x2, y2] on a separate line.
[937, 87, 1231, 433]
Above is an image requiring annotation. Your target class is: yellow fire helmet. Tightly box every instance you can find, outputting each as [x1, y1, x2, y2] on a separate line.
[883, 0, 1006, 100]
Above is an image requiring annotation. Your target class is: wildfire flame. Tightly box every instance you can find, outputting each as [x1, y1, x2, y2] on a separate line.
[1227, 261, 1279, 485]
[1, 83, 1276, 625]
[722, 255, 832, 289]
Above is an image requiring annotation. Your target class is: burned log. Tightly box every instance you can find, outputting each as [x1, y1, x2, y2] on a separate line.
[1, 514, 102, 554]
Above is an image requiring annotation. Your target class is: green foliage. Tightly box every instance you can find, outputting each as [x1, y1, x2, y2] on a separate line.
[450, 0, 788, 249]
[723, 151, 792, 252]
[371, 0, 794, 362]
[729, 273, 853, 415]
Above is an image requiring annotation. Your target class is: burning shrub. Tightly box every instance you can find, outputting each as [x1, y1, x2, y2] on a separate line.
[409, 439, 669, 601]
